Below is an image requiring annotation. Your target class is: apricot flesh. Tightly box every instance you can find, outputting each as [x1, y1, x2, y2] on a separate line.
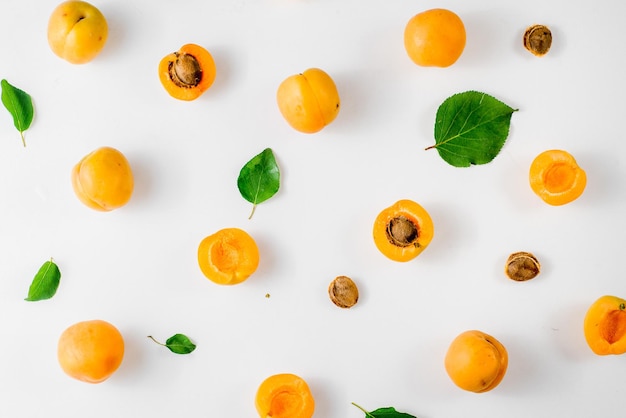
[71, 146, 134, 211]
[197, 228, 260, 285]
[444, 330, 508, 393]
[57, 319, 124, 383]
[584, 295, 626, 355]
[158, 44, 216, 101]
[255, 373, 315, 418]
[47, 0, 108, 64]
[529, 149, 586, 206]
[276, 68, 340, 133]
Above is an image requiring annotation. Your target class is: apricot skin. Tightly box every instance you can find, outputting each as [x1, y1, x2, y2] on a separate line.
[276, 68, 340, 133]
[47, 1, 108, 64]
[71, 147, 134, 211]
[584, 295, 626, 355]
[255, 373, 315, 418]
[444, 330, 508, 393]
[57, 319, 124, 384]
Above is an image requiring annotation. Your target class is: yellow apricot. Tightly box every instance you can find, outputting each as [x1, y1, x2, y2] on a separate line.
[71, 146, 134, 211]
[57, 319, 124, 383]
[404, 8, 466, 68]
[529, 149, 587, 206]
[158, 43, 216, 101]
[197, 228, 260, 285]
[584, 295, 626, 355]
[276, 68, 340, 133]
[255, 373, 315, 418]
[444, 330, 508, 393]
[47, 1, 108, 64]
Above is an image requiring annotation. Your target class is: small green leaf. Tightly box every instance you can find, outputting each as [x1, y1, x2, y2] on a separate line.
[237, 147, 280, 219]
[25, 259, 61, 302]
[352, 403, 417, 418]
[1, 79, 34, 147]
[148, 334, 196, 354]
[426, 90, 518, 167]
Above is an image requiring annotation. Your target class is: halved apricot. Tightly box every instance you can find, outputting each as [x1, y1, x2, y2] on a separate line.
[255, 373, 315, 418]
[584, 295, 626, 355]
[158, 43, 216, 101]
[276, 68, 340, 133]
[444, 330, 508, 393]
[529, 149, 587, 206]
[197, 228, 259, 285]
[372, 199, 434, 262]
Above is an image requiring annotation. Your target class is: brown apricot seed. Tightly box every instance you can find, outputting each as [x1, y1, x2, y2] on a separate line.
[170, 53, 202, 87]
[387, 216, 418, 247]
[505, 251, 540, 281]
[328, 276, 359, 308]
[523, 24, 552, 56]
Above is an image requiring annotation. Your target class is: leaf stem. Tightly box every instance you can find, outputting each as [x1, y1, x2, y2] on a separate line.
[147, 335, 166, 347]
[248, 203, 257, 220]
[20, 131, 26, 147]
[351, 402, 374, 418]
[424, 144, 436, 151]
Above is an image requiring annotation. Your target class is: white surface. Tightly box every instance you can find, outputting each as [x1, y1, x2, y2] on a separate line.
[1, 0, 625, 417]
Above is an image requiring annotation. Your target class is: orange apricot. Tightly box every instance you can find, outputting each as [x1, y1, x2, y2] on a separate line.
[57, 319, 124, 383]
[444, 330, 508, 393]
[197, 228, 260, 285]
[404, 8, 466, 68]
[159, 43, 216, 101]
[529, 149, 587, 206]
[255, 373, 315, 418]
[71, 146, 134, 211]
[276, 68, 340, 133]
[583, 295, 626, 355]
[372, 199, 434, 262]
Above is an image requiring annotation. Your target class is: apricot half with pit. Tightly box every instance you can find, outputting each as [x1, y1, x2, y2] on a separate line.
[71, 146, 134, 211]
[276, 68, 340, 133]
[444, 330, 508, 393]
[584, 295, 626, 355]
[47, 0, 108, 64]
[159, 44, 216, 101]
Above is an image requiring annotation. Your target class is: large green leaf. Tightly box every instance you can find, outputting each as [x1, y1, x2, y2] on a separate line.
[25, 259, 61, 302]
[1, 79, 34, 147]
[237, 148, 280, 219]
[426, 91, 517, 167]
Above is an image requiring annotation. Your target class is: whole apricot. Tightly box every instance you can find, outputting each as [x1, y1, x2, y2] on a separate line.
[57, 319, 124, 383]
[255, 373, 315, 418]
[47, 1, 108, 64]
[444, 330, 508, 393]
[159, 44, 216, 101]
[404, 8, 466, 68]
[372, 199, 434, 262]
[276, 68, 340, 133]
[584, 295, 626, 355]
[197, 228, 260, 285]
[529, 149, 587, 206]
[71, 146, 134, 211]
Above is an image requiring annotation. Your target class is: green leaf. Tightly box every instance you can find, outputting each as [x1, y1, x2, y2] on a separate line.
[1, 79, 34, 147]
[352, 403, 417, 418]
[148, 334, 196, 354]
[237, 148, 280, 219]
[426, 90, 518, 167]
[25, 259, 61, 302]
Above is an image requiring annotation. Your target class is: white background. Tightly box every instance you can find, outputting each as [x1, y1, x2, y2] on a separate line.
[1, 0, 625, 417]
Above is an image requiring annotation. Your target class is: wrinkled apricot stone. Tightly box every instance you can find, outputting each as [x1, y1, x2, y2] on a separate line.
[584, 295, 626, 355]
[71, 146, 134, 211]
[255, 373, 315, 418]
[445, 330, 508, 393]
[373, 199, 434, 262]
[197, 228, 260, 285]
[404, 8, 466, 67]
[47, 0, 108, 64]
[159, 44, 216, 101]
[57, 319, 124, 383]
[276, 68, 340, 133]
